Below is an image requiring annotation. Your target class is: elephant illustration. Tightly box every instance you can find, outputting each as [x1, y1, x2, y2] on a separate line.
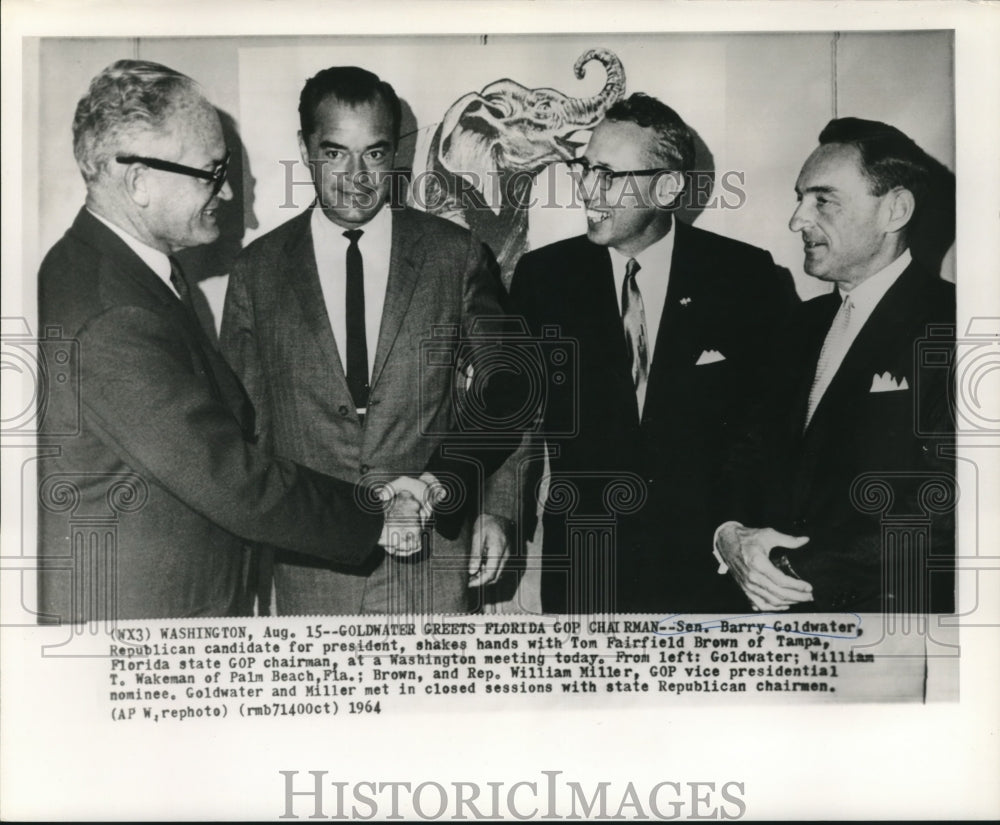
[423, 48, 626, 284]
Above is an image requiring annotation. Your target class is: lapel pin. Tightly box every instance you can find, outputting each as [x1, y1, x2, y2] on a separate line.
[680, 297, 692, 306]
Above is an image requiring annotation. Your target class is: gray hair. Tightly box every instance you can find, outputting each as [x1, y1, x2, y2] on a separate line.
[72, 59, 199, 183]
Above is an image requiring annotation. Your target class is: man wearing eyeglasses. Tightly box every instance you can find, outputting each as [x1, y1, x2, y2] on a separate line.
[510, 93, 797, 614]
[36, 60, 390, 622]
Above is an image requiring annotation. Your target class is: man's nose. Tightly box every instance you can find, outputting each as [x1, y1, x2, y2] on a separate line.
[789, 200, 809, 232]
[217, 178, 234, 202]
[345, 154, 365, 176]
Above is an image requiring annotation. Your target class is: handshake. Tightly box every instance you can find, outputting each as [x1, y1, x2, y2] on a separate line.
[375, 473, 444, 558]
[374, 473, 513, 587]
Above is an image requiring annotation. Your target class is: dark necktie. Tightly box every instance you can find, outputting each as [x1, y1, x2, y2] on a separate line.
[168, 256, 196, 315]
[343, 229, 369, 413]
[621, 257, 649, 417]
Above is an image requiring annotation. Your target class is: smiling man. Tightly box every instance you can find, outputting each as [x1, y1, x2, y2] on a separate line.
[509, 93, 795, 614]
[37, 60, 387, 622]
[222, 66, 525, 615]
[714, 117, 956, 614]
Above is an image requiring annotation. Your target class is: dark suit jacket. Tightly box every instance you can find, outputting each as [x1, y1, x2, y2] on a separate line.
[36, 208, 383, 623]
[724, 260, 955, 612]
[510, 220, 797, 614]
[222, 207, 522, 615]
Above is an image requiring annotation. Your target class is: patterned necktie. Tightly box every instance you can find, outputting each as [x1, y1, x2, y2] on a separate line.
[343, 229, 369, 413]
[621, 257, 649, 418]
[168, 256, 196, 314]
[805, 294, 855, 428]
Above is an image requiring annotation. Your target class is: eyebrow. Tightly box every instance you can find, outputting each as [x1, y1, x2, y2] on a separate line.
[795, 184, 838, 196]
[318, 140, 393, 151]
[579, 155, 616, 171]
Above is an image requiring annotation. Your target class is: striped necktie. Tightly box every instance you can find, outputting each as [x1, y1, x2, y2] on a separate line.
[805, 294, 855, 427]
[621, 257, 649, 418]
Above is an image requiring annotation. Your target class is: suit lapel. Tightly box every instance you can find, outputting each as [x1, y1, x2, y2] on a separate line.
[284, 211, 352, 399]
[805, 265, 922, 435]
[794, 265, 925, 504]
[641, 221, 696, 424]
[72, 209, 256, 434]
[370, 209, 422, 391]
[73, 210, 183, 316]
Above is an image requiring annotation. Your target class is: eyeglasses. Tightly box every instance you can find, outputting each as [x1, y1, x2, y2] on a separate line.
[116, 149, 231, 197]
[565, 157, 671, 191]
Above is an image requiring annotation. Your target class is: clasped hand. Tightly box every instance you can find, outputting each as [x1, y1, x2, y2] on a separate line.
[376, 473, 442, 557]
[716, 523, 813, 611]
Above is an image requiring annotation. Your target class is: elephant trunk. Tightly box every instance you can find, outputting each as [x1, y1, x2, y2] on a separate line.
[562, 48, 626, 126]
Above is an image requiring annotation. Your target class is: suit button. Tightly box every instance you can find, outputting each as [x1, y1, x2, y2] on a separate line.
[360, 463, 371, 474]
[338, 405, 349, 416]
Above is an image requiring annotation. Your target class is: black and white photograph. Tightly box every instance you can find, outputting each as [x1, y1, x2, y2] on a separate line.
[2, 1, 998, 820]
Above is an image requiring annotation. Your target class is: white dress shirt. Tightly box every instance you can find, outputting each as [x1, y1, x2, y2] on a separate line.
[608, 224, 676, 363]
[826, 248, 912, 360]
[88, 208, 177, 296]
[310, 205, 392, 380]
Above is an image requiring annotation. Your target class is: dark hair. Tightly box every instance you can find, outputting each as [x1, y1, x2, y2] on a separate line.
[819, 117, 954, 266]
[73, 59, 199, 183]
[818, 117, 935, 203]
[603, 92, 695, 173]
[298, 66, 401, 143]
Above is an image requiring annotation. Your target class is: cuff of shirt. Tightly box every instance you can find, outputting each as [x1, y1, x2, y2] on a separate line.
[712, 521, 744, 575]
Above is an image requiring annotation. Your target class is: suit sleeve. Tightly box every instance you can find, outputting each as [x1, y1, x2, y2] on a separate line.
[77, 305, 383, 565]
[491, 253, 548, 544]
[708, 252, 800, 536]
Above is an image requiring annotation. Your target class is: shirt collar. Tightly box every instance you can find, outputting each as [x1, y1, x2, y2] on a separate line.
[837, 248, 912, 312]
[310, 202, 393, 250]
[607, 222, 676, 276]
[87, 208, 172, 283]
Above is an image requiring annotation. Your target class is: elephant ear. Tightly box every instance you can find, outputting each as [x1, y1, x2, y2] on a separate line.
[437, 91, 504, 216]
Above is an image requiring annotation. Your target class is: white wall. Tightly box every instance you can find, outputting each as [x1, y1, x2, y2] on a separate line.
[33, 30, 954, 314]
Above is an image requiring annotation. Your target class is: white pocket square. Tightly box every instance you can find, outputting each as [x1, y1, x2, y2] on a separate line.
[870, 371, 909, 392]
[695, 349, 726, 366]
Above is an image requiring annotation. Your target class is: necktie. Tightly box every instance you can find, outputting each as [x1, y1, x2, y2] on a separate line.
[343, 229, 369, 413]
[805, 294, 855, 427]
[621, 257, 649, 418]
[168, 256, 196, 315]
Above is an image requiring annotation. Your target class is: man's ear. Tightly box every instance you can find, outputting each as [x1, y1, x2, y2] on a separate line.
[121, 162, 150, 207]
[884, 186, 916, 234]
[653, 171, 685, 209]
[297, 131, 310, 168]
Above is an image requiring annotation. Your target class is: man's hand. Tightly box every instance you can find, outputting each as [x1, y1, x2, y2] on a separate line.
[376, 474, 443, 557]
[469, 513, 514, 587]
[716, 523, 813, 611]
